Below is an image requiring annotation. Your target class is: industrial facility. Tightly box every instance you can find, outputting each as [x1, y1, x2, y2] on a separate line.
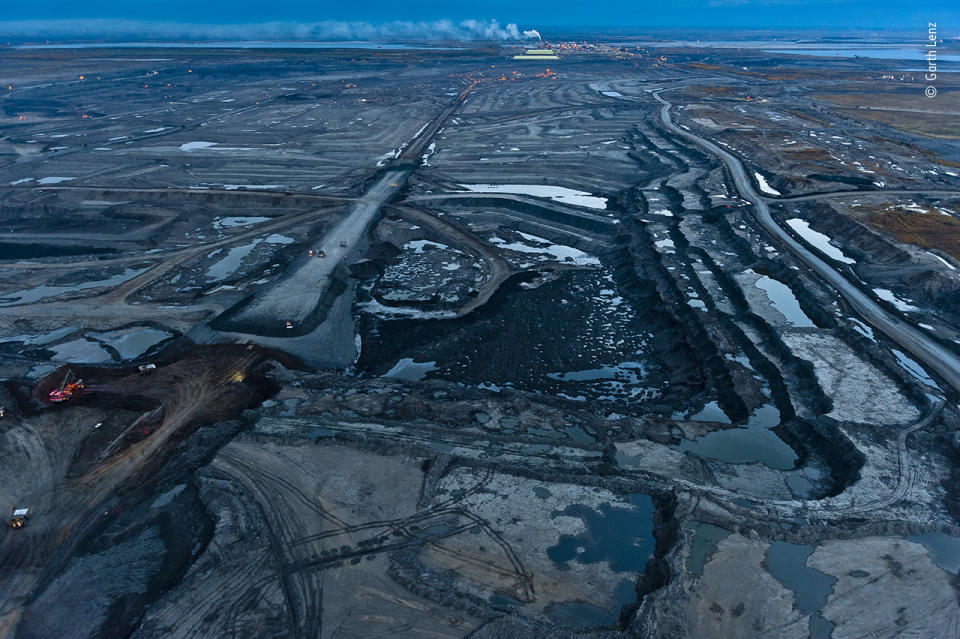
[512, 48, 560, 60]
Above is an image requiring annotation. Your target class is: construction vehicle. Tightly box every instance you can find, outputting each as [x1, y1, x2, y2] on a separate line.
[48, 370, 83, 403]
[9, 508, 29, 529]
[285, 321, 293, 329]
[137, 363, 156, 375]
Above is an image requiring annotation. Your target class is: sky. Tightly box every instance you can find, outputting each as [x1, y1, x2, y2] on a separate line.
[1, 0, 958, 37]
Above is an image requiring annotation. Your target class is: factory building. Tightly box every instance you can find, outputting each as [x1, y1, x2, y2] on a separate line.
[512, 48, 560, 61]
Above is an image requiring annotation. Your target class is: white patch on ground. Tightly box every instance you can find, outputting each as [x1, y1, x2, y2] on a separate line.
[459, 183, 607, 210]
[873, 288, 918, 311]
[222, 184, 283, 190]
[927, 253, 956, 270]
[691, 117, 723, 131]
[404, 239, 448, 254]
[375, 147, 402, 167]
[489, 233, 599, 266]
[212, 216, 271, 230]
[9, 178, 33, 185]
[179, 141, 216, 151]
[783, 333, 919, 424]
[356, 299, 457, 319]
[37, 176, 75, 184]
[786, 219, 856, 264]
[848, 317, 875, 341]
[383, 358, 437, 381]
[151, 484, 185, 509]
[421, 141, 437, 166]
[754, 172, 781, 196]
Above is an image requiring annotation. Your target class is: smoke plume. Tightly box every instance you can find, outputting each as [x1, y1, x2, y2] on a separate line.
[522, 29, 542, 41]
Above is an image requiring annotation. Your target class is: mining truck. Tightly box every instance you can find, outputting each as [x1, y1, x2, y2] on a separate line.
[9, 508, 29, 529]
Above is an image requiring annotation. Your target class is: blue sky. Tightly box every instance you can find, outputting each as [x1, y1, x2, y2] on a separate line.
[2, 0, 958, 33]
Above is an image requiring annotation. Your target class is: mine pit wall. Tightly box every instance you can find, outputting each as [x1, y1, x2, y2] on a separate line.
[941, 405, 960, 525]
[685, 246, 865, 491]
[18, 415, 259, 639]
[691, 218, 833, 413]
[628, 487, 960, 639]
[619, 492, 681, 630]
[780, 200, 960, 334]
[689, 207, 889, 490]
[765, 206, 949, 406]
[612, 131, 874, 495]
[13, 347, 287, 639]
[604, 242, 708, 408]
[614, 191, 748, 421]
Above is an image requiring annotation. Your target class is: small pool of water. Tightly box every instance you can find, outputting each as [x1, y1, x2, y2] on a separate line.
[675, 403, 798, 471]
[765, 541, 836, 617]
[752, 271, 816, 328]
[907, 532, 960, 574]
[687, 400, 732, 424]
[786, 219, 856, 265]
[89, 327, 173, 360]
[547, 493, 656, 573]
[686, 521, 731, 577]
[0, 267, 147, 307]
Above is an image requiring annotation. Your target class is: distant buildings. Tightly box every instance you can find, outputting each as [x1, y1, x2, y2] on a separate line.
[513, 48, 560, 61]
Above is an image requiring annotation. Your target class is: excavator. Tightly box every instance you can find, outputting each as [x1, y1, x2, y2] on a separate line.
[48, 370, 83, 403]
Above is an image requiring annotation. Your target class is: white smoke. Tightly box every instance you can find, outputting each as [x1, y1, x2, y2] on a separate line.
[0, 19, 535, 42]
[522, 29, 542, 41]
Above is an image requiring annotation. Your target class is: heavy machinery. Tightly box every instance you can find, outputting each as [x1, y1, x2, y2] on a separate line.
[9, 508, 29, 528]
[49, 370, 83, 403]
